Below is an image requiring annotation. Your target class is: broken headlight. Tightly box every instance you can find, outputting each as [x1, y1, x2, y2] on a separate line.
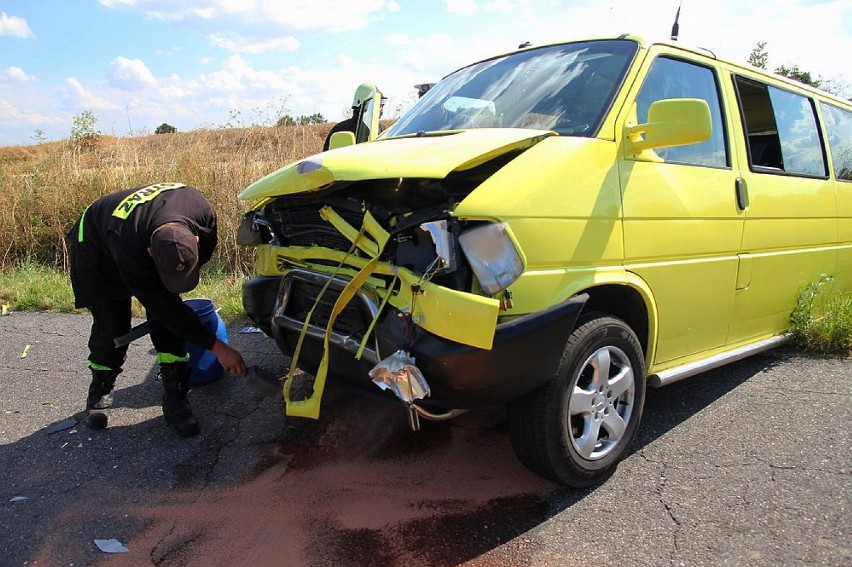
[458, 222, 524, 295]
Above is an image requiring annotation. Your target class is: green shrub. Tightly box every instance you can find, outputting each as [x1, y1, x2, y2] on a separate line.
[790, 275, 852, 355]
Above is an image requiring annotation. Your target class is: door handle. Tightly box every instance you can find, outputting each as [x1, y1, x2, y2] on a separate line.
[735, 177, 748, 211]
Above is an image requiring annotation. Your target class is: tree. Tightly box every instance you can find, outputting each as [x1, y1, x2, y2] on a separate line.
[69, 110, 99, 150]
[747, 41, 769, 70]
[70, 110, 99, 141]
[298, 112, 326, 125]
[277, 113, 326, 127]
[746, 41, 850, 98]
[774, 65, 821, 89]
[155, 123, 177, 134]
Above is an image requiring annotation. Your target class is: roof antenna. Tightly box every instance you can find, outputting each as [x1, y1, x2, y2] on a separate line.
[670, 1, 682, 41]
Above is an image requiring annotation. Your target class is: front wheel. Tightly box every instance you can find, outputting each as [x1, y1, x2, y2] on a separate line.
[508, 313, 646, 487]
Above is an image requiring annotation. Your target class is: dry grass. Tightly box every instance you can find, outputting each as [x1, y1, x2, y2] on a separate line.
[0, 124, 331, 273]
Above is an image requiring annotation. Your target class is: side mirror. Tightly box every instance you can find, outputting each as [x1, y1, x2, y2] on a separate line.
[328, 131, 356, 150]
[627, 98, 711, 152]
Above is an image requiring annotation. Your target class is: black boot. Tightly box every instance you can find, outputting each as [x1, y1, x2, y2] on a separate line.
[86, 369, 119, 430]
[161, 362, 200, 437]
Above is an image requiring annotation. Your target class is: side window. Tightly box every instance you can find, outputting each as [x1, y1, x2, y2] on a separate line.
[734, 76, 827, 177]
[820, 102, 852, 181]
[635, 57, 728, 167]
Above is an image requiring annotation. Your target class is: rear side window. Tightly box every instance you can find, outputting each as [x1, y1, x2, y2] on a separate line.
[734, 76, 827, 177]
[635, 56, 728, 167]
[820, 102, 852, 181]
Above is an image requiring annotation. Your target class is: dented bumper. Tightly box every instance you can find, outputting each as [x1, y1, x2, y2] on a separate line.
[243, 273, 587, 409]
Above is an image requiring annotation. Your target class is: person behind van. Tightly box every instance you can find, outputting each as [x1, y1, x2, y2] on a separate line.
[322, 83, 384, 151]
[322, 108, 359, 151]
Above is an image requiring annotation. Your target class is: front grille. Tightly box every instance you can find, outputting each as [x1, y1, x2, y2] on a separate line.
[274, 269, 382, 364]
[287, 281, 370, 340]
[270, 205, 365, 252]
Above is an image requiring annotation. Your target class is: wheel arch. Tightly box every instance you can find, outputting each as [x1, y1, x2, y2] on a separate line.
[578, 278, 658, 367]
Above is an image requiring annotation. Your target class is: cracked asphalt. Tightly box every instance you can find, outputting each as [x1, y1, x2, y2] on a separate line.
[1, 310, 850, 566]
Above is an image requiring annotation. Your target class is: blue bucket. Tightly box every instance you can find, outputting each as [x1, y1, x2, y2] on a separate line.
[184, 298, 229, 386]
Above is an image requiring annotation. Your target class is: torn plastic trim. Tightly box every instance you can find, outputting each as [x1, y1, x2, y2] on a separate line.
[281, 209, 390, 419]
[369, 349, 431, 403]
[256, 244, 500, 350]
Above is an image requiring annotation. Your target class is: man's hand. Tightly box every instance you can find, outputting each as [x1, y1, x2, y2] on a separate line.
[211, 339, 247, 376]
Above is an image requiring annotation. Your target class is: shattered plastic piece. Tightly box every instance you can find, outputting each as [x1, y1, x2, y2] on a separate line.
[94, 539, 129, 553]
[239, 326, 263, 333]
[20, 344, 31, 358]
[45, 417, 79, 435]
[369, 350, 430, 403]
[10, 496, 27, 502]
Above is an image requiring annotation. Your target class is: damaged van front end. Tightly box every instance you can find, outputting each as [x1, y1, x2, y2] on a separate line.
[238, 37, 650, 486]
[238, 128, 587, 421]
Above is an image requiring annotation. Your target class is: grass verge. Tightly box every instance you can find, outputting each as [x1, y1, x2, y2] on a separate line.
[0, 262, 248, 324]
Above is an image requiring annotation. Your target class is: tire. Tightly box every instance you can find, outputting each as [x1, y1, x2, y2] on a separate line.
[508, 313, 646, 487]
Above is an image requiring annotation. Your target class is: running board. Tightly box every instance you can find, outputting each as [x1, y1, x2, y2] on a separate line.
[648, 334, 789, 388]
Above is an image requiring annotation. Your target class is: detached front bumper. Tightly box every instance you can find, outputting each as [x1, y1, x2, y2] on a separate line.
[243, 274, 587, 409]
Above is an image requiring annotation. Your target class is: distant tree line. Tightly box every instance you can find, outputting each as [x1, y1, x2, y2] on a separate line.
[276, 113, 326, 127]
[748, 41, 850, 99]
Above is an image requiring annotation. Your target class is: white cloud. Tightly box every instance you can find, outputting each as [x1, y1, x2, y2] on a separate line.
[0, 11, 35, 38]
[98, 0, 140, 7]
[208, 33, 300, 54]
[109, 57, 158, 90]
[195, 54, 292, 94]
[382, 33, 411, 46]
[157, 74, 196, 99]
[0, 99, 57, 124]
[100, 0, 400, 32]
[155, 46, 183, 56]
[65, 77, 120, 111]
[484, 0, 528, 11]
[445, 0, 480, 15]
[4, 67, 35, 83]
[255, 1, 400, 31]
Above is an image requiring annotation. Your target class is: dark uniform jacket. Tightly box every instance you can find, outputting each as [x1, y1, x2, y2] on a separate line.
[322, 116, 359, 151]
[68, 183, 218, 349]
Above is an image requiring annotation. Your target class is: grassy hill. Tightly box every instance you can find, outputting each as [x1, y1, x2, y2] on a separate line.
[0, 124, 330, 274]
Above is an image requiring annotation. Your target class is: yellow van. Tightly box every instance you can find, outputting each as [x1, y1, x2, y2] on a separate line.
[237, 35, 852, 486]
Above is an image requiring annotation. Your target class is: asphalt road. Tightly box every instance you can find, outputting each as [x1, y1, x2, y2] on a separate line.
[0, 310, 849, 566]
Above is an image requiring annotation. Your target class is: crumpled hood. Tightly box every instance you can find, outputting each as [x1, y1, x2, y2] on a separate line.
[239, 128, 555, 201]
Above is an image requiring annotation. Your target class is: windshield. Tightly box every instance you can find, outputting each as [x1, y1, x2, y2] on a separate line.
[384, 39, 638, 138]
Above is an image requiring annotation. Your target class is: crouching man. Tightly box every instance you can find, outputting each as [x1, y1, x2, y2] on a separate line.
[67, 183, 247, 436]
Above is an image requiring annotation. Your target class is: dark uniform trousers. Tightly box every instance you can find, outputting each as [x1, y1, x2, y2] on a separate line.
[87, 298, 186, 372]
[68, 210, 188, 372]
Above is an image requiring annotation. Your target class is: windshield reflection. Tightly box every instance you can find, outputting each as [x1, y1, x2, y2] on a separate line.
[384, 40, 638, 138]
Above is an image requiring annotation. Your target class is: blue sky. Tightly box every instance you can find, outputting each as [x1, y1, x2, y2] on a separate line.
[1, 0, 850, 146]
